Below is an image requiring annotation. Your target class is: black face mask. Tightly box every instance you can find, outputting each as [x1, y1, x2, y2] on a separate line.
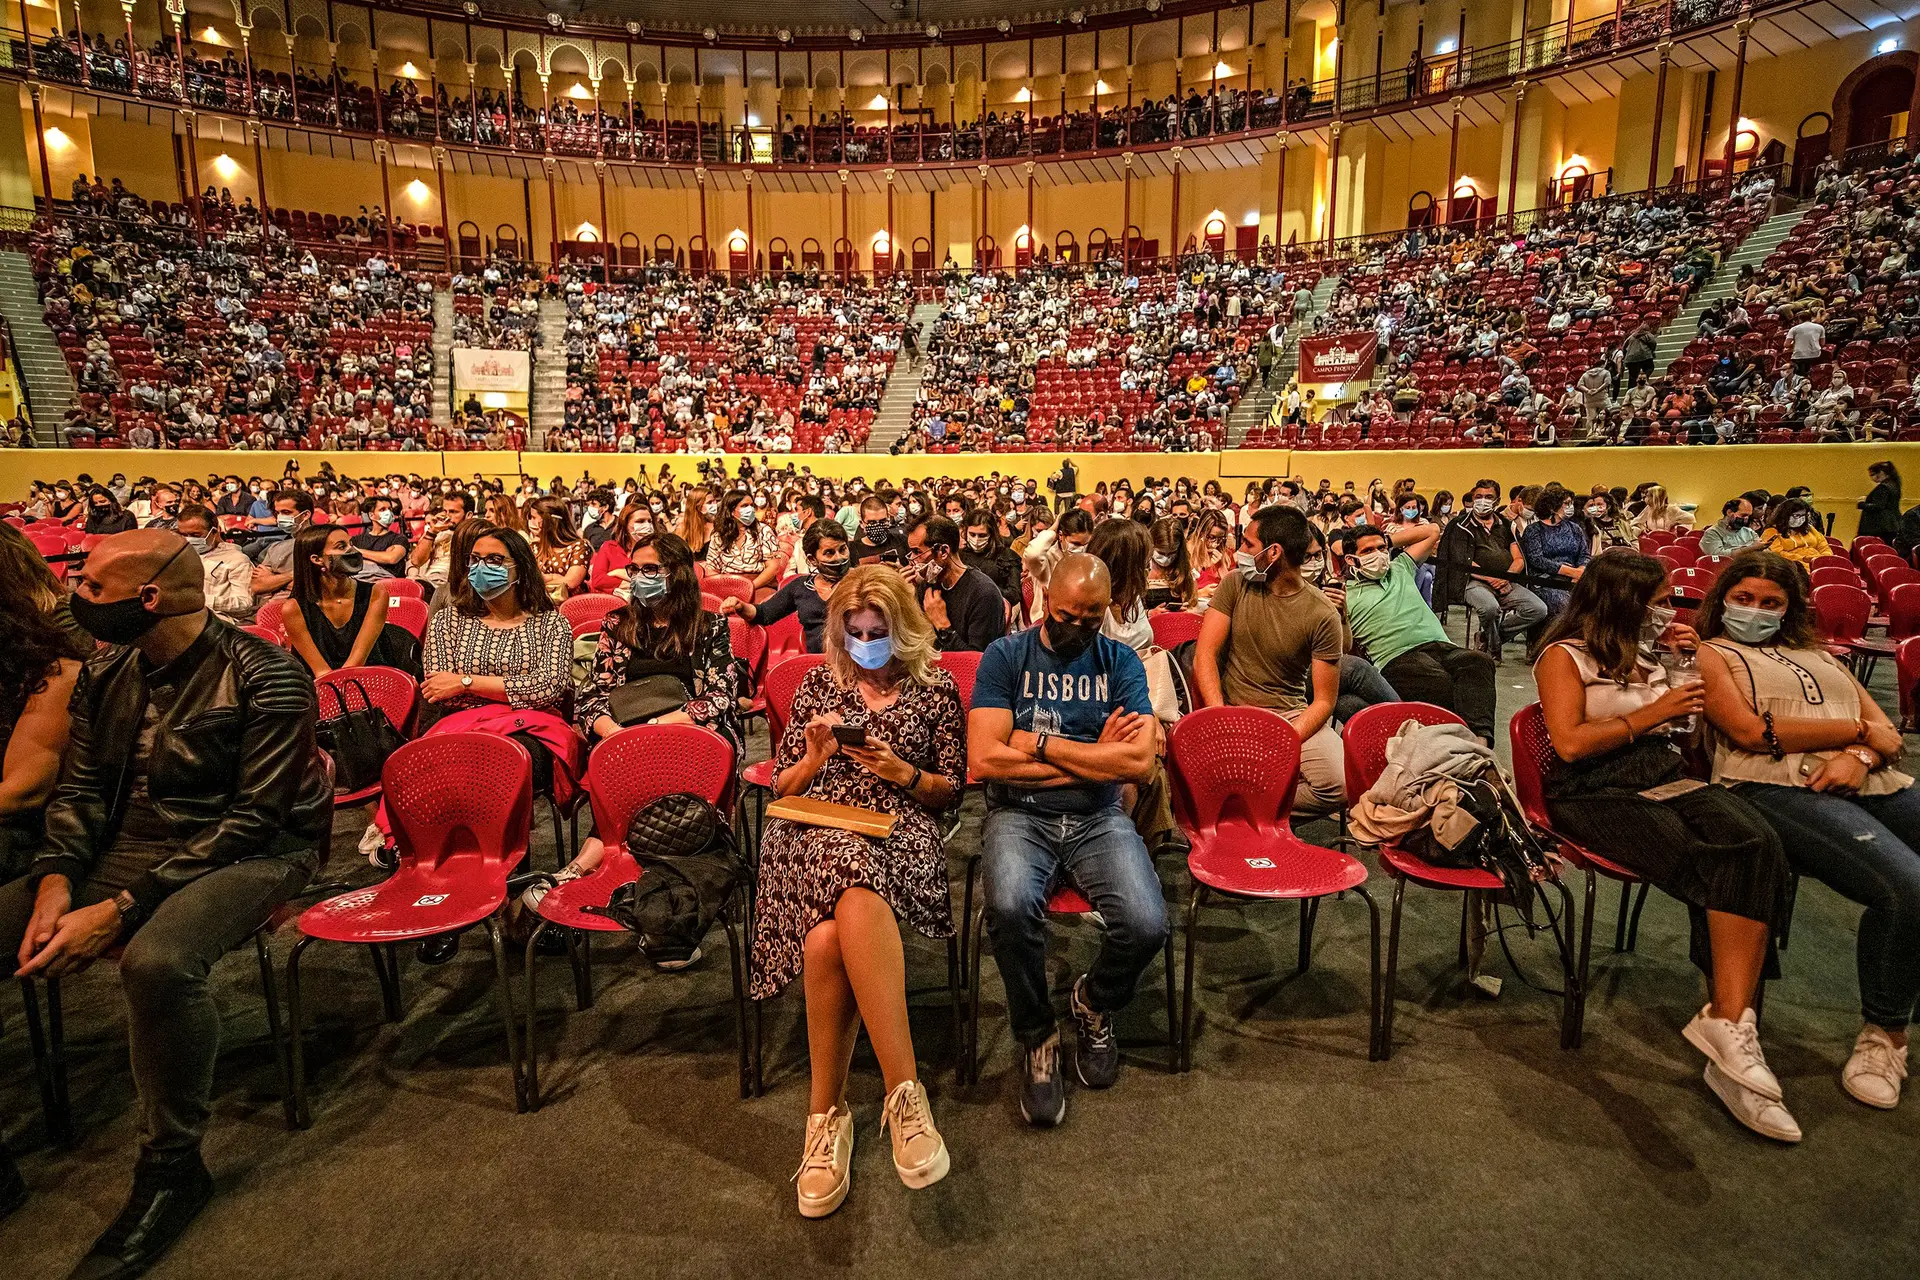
[1045, 616, 1100, 663]
[70, 545, 191, 644]
[330, 550, 365, 576]
[814, 556, 849, 583]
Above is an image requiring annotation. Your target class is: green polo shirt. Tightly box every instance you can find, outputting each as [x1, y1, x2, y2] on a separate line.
[1344, 554, 1448, 668]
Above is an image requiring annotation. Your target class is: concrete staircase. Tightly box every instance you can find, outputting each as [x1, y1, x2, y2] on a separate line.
[1227, 271, 1340, 448]
[530, 296, 568, 448]
[430, 286, 454, 427]
[865, 301, 942, 453]
[0, 251, 75, 444]
[1652, 204, 1808, 374]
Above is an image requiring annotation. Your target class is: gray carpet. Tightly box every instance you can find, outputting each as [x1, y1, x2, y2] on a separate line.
[4, 653, 1919, 1279]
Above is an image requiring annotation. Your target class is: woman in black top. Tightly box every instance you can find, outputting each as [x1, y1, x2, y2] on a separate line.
[82, 485, 136, 535]
[960, 508, 1023, 607]
[725, 518, 851, 653]
[1859, 460, 1902, 540]
[282, 523, 416, 677]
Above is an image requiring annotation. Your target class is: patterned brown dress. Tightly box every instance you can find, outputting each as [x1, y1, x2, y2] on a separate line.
[749, 663, 966, 998]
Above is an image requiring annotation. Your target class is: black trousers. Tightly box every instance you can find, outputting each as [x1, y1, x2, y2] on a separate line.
[1379, 642, 1497, 743]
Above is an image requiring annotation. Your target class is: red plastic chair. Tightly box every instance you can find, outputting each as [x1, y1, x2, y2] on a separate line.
[240, 623, 285, 646]
[1341, 701, 1578, 1055]
[314, 667, 419, 807]
[1811, 582, 1873, 667]
[741, 653, 827, 802]
[558, 591, 623, 639]
[382, 577, 427, 600]
[1810, 565, 1865, 593]
[763, 612, 806, 666]
[1168, 706, 1382, 1067]
[1509, 703, 1646, 1048]
[254, 597, 289, 637]
[523, 723, 747, 1104]
[1810, 554, 1857, 576]
[1661, 543, 1699, 570]
[1149, 610, 1203, 650]
[1899, 636, 1920, 729]
[384, 596, 430, 640]
[935, 649, 982, 713]
[286, 733, 535, 1125]
[703, 573, 755, 603]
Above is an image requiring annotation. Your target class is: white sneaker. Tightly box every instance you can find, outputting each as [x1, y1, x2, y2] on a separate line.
[1704, 1063, 1802, 1142]
[880, 1079, 951, 1190]
[1842, 1025, 1909, 1110]
[793, 1105, 853, 1218]
[1683, 1005, 1783, 1102]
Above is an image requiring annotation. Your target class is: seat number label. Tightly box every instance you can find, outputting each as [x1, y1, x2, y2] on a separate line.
[1245, 858, 1275, 869]
[413, 894, 448, 907]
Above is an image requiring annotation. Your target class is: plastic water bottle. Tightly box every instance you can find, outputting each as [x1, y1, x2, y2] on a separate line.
[1659, 649, 1701, 735]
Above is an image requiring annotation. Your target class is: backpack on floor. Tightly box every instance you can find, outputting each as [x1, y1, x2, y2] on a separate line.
[584, 791, 741, 968]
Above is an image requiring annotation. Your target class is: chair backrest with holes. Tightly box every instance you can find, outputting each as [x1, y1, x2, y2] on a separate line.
[1508, 703, 1557, 829]
[1887, 581, 1920, 639]
[1810, 565, 1864, 593]
[936, 650, 982, 712]
[558, 592, 624, 638]
[317, 666, 420, 738]
[728, 614, 767, 682]
[704, 573, 755, 603]
[382, 732, 532, 873]
[240, 623, 285, 646]
[1150, 610, 1203, 650]
[382, 578, 426, 600]
[1811, 582, 1871, 640]
[765, 653, 826, 739]
[587, 723, 736, 848]
[1340, 701, 1469, 804]
[765, 612, 806, 665]
[1167, 705, 1301, 836]
[385, 596, 430, 639]
[1898, 636, 1920, 727]
[255, 597, 288, 636]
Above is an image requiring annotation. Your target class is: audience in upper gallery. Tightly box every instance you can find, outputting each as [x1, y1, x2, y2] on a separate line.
[752, 567, 965, 1215]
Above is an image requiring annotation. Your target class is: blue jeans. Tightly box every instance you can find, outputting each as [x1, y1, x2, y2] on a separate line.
[1737, 782, 1920, 1030]
[1336, 653, 1398, 725]
[983, 805, 1169, 1049]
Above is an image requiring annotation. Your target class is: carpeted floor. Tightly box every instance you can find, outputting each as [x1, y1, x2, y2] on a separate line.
[3, 655, 1919, 1279]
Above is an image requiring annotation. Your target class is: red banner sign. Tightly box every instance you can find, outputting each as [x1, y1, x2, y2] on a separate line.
[1297, 332, 1379, 384]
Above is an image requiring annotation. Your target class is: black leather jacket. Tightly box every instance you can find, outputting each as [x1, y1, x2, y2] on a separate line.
[34, 615, 333, 912]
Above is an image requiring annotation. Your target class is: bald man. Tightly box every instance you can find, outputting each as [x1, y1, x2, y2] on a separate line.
[970, 553, 1164, 1128]
[4, 529, 332, 1277]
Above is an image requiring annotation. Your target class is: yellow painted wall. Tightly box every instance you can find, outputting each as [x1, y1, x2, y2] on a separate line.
[4, 444, 1907, 539]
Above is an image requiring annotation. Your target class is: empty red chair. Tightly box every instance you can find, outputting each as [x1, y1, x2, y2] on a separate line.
[382, 577, 427, 600]
[1662, 543, 1699, 570]
[703, 573, 755, 603]
[741, 654, 827, 806]
[1898, 635, 1920, 729]
[1811, 565, 1866, 593]
[1168, 706, 1382, 1066]
[1509, 703, 1646, 1046]
[286, 732, 535, 1125]
[1342, 701, 1578, 1055]
[558, 591, 624, 639]
[1887, 581, 1920, 640]
[384, 596, 430, 640]
[763, 612, 806, 666]
[1811, 581, 1872, 645]
[522, 723, 746, 1105]
[1811, 554, 1857, 576]
[1150, 610, 1204, 650]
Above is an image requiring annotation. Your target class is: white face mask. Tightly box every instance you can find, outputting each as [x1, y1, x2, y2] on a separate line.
[966, 533, 990, 552]
[1354, 549, 1392, 579]
[1472, 497, 1495, 516]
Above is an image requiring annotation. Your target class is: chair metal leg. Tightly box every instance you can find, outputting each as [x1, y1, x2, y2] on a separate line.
[1572, 870, 1598, 1051]
[1162, 912, 1178, 1064]
[1456, 889, 1474, 969]
[547, 799, 567, 869]
[1297, 896, 1321, 976]
[485, 914, 527, 1114]
[522, 922, 545, 1111]
[1179, 885, 1204, 1073]
[1380, 877, 1407, 1061]
[958, 855, 979, 991]
[569, 931, 594, 1010]
[945, 934, 963, 1078]
[966, 889, 987, 1085]
[368, 945, 403, 1023]
[1778, 870, 1802, 951]
[1547, 879, 1583, 1051]
[1624, 882, 1651, 953]
[1351, 886, 1385, 1062]
[723, 913, 751, 1100]
[1613, 880, 1632, 952]
[18, 977, 73, 1146]
[44, 976, 71, 1146]
[253, 932, 297, 1130]
[284, 935, 316, 1130]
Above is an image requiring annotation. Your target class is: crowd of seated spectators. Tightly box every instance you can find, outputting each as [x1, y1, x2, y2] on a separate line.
[30, 189, 439, 450]
[451, 255, 546, 353]
[557, 268, 907, 454]
[897, 254, 1289, 455]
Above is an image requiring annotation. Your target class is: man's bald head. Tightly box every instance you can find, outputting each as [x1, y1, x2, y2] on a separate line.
[1049, 552, 1111, 623]
[79, 529, 204, 613]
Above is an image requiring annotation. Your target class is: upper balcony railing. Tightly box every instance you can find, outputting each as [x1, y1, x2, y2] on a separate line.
[2, 0, 1750, 172]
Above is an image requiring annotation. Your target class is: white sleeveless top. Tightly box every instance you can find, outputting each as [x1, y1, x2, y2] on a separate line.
[1704, 641, 1912, 795]
[1539, 639, 1674, 730]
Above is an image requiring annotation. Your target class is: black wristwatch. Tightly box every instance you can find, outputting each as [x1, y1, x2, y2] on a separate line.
[111, 889, 145, 933]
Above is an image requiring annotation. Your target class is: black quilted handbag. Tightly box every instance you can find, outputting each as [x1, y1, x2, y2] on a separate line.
[315, 678, 404, 795]
[585, 792, 740, 969]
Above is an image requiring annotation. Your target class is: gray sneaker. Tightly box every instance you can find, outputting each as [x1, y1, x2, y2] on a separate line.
[1070, 975, 1120, 1089]
[1020, 1031, 1067, 1128]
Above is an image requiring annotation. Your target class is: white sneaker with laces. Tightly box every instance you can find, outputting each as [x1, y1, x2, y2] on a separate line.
[1704, 1063, 1802, 1143]
[1683, 1005, 1782, 1102]
[1842, 1025, 1909, 1109]
[881, 1079, 951, 1190]
[793, 1105, 853, 1218]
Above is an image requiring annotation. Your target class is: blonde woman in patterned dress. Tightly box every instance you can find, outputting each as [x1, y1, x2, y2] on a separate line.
[753, 566, 964, 1217]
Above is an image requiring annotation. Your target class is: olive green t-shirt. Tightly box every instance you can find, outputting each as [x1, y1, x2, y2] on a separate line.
[1209, 570, 1344, 710]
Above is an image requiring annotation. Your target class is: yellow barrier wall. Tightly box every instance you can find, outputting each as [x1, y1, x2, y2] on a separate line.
[6, 443, 1912, 540]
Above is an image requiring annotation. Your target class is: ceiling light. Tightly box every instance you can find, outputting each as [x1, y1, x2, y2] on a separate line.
[1436, 38, 1456, 54]
[1145, 0, 1162, 10]
[626, 21, 641, 35]
[1879, 37, 1900, 55]
[849, 27, 864, 41]
[1069, 9, 1085, 24]
[546, 12, 562, 28]
[926, 23, 941, 39]
[462, 1, 478, 15]
[997, 19, 1012, 33]
[703, 27, 717, 41]
[778, 29, 792, 42]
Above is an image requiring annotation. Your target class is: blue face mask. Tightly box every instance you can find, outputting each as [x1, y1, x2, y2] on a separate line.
[467, 562, 514, 599]
[630, 572, 668, 603]
[1722, 603, 1784, 645]
[845, 633, 894, 670]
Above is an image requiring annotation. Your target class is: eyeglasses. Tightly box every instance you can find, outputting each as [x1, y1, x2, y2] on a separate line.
[631, 564, 665, 579]
[469, 553, 511, 568]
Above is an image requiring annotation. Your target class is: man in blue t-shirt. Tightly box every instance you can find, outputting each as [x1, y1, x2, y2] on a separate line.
[970, 553, 1164, 1128]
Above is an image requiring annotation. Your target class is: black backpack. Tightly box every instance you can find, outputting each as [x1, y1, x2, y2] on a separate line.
[1403, 775, 1556, 928]
[314, 678, 404, 795]
[585, 792, 741, 968]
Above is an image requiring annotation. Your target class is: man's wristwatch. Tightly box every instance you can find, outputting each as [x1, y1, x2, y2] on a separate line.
[1035, 733, 1050, 763]
[111, 889, 144, 932]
